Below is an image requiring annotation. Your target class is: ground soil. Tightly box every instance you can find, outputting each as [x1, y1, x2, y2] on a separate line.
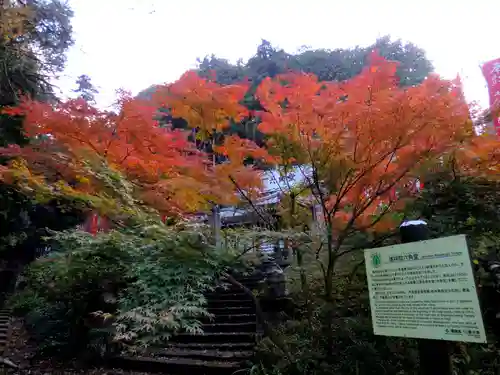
[1, 319, 156, 375]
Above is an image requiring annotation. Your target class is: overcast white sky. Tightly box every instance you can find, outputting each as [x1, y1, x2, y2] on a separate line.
[55, 0, 500, 110]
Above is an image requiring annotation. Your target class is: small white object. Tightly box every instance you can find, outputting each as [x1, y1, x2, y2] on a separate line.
[400, 220, 427, 227]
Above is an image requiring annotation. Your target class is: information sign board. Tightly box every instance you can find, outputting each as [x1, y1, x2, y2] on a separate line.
[364, 235, 486, 343]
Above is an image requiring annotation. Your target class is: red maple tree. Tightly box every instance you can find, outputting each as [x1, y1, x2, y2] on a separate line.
[255, 51, 475, 295]
[0, 81, 265, 218]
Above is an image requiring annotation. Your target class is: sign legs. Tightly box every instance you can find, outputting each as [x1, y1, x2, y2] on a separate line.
[400, 221, 452, 375]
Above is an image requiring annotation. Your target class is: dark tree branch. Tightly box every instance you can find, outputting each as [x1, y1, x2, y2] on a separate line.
[229, 175, 275, 229]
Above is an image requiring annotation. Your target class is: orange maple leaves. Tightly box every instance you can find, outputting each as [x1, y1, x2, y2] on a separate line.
[0, 94, 207, 214]
[151, 71, 265, 205]
[0, 78, 262, 217]
[255, 51, 476, 232]
[0, 52, 495, 230]
[153, 71, 250, 135]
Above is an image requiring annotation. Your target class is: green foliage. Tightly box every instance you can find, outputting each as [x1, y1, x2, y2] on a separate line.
[9, 220, 234, 358]
[451, 342, 500, 375]
[199, 37, 432, 88]
[252, 274, 419, 375]
[256, 257, 500, 375]
[196, 55, 246, 85]
[0, 185, 83, 256]
[9, 229, 129, 357]
[0, 45, 49, 142]
[22, 0, 75, 73]
[112, 223, 228, 347]
[404, 171, 500, 341]
[0, 0, 75, 267]
[73, 74, 98, 104]
[409, 172, 500, 249]
[251, 170, 500, 375]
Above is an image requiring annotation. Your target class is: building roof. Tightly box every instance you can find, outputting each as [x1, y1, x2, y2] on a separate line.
[258, 165, 312, 205]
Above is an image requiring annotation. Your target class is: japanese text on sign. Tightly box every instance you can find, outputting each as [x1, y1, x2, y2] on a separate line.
[364, 235, 486, 343]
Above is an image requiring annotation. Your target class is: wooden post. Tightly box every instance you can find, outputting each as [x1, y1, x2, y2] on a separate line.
[400, 220, 452, 375]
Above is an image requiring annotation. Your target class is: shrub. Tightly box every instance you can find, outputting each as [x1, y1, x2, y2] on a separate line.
[9, 229, 130, 358]
[9, 221, 233, 359]
[252, 273, 419, 375]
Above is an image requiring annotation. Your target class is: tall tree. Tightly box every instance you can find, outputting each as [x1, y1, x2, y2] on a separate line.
[153, 71, 268, 193]
[198, 37, 433, 87]
[72, 74, 98, 104]
[0, 0, 75, 272]
[193, 37, 434, 145]
[0, 0, 74, 143]
[0, 84, 265, 218]
[22, 0, 74, 73]
[253, 51, 473, 298]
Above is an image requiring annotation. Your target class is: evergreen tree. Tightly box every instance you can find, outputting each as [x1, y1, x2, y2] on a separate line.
[73, 74, 98, 104]
[0, 0, 79, 285]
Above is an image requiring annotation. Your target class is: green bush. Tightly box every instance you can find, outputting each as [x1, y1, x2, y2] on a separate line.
[9, 221, 232, 359]
[253, 272, 500, 375]
[9, 229, 130, 358]
[252, 273, 419, 375]
[252, 235, 500, 374]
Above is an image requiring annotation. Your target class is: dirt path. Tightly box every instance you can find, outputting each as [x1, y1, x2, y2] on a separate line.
[1, 319, 157, 375]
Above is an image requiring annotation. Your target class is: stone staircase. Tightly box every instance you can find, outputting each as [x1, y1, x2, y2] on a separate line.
[114, 273, 263, 374]
[0, 308, 10, 356]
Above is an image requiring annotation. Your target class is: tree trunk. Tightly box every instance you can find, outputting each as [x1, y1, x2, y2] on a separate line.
[324, 220, 336, 357]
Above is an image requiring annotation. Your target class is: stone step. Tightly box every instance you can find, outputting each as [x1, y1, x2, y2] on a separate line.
[205, 292, 251, 300]
[220, 277, 263, 284]
[0, 308, 10, 357]
[109, 355, 241, 375]
[230, 275, 264, 283]
[149, 347, 253, 361]
[161, 342, 255, 351]
[171, 332, 256, 344]
[207, 299, 254, 308]
[202, 322, 256, 333]
[214, 287, 258, 296]
[208, 306, 255, 315]
[205, 313, 256, 323]
[0, 310, 9, 355]
[216, 281, 262, 290]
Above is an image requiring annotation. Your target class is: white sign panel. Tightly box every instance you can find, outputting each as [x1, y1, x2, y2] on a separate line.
[364, 235, 486, 343]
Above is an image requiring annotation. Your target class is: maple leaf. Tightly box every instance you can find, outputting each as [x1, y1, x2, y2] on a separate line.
[0, 85, 266, 220]
[152, 71, 250, 138]
[251, 51, 490, 300]
[255, 51, 475, 236]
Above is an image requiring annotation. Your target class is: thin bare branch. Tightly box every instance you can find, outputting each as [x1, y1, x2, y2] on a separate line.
[228, 174, 275, 229]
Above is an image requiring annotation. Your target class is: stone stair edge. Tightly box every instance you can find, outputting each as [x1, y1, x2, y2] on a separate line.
[147, 347, 253, 358]
[111, 355, 242, 368]
[159, 342, 255, 349]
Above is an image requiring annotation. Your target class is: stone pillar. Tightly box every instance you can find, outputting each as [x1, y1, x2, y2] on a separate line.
[310, 204, 325, 237]
[259, 253, 287, 298]
[211, 205, 222, 249]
